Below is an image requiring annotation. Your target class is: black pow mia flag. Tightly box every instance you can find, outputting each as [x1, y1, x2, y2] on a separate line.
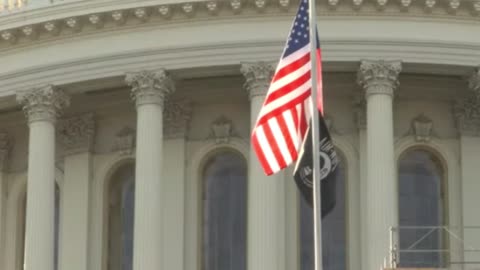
[293, 113, 339, 218]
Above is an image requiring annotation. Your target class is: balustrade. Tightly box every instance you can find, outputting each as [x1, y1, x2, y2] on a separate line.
[0, 0, 25, 12]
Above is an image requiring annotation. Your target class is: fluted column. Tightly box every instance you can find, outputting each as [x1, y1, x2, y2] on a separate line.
[456, 67, 480, 270]
[357, 60, 401, 270]
[0, 133, 9, 270]
[241, 62, 286, 270]
[126, 70, 175, 270]
[58, 113, 95, 270]
[354, 99, 369, 270]
[16, 85, 70, 270]
[162, 100, 191, 270]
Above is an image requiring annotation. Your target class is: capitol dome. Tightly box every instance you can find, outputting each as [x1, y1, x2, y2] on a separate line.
[0, 1, 479, 270]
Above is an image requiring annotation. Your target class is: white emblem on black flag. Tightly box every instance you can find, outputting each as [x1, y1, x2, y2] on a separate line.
[293, 112, 339, 217]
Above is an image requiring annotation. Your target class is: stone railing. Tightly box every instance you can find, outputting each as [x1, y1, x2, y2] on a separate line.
[0, 0, 26, 12]
[0, 0, 86, 13]
[1, 0, 480, 15]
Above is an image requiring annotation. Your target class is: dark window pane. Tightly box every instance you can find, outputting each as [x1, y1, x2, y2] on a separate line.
[300, 158, 346, 270]
[108, 163, 135, 270]
[122, 180, 135, 270]
[203, 151, 247, 270]
[398, 149, 445, 268]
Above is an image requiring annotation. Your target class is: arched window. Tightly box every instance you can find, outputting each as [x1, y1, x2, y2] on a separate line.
[398, 148, 446, 268]
[300, 154, 346, 270]
[18, 184, 60, 270]
[202, 150, 247, 270]
[107, 163, 135, 270]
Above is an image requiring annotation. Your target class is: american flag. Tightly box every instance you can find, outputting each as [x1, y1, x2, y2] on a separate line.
[251, 0, 323, 175]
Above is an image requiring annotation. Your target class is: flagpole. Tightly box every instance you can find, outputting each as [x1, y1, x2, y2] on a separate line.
[308, 0, 324, 270]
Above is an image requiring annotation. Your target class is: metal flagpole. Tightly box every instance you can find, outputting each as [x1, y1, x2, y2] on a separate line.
[308, 0, 324, 270]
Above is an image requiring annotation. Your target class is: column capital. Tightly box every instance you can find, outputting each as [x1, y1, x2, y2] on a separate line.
[454, 98, 480, 136]
[125, 69, 175, 107]
[58, 113, 95, 155]
[16, 85, 70, 124]
[0, 132, 10, 172]
[468, 66, 480, 95]
[357, 60, 402, 98]
[240, 61, 275, 100]
[164, 99, 192, 139]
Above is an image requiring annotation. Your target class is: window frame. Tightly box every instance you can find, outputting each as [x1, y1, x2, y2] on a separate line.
[199, 147, 248, 270]
[397, 146, 449, 268]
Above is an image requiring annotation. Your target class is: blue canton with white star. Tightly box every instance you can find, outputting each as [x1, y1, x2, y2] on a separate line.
[283, 0, 320, 57]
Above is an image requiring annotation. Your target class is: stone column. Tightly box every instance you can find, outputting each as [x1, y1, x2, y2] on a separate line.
[16, 85, 70, 270]
[241, 62, 286, 270]
[354, 99, 369, 270]
[0, 133, 9, 269]
[125, 70, 175, 270]
[57, 113, 95, 270]
[162, 100, 191, 270]
[357, 60, 401, 270]
[456, 68, 480, 270]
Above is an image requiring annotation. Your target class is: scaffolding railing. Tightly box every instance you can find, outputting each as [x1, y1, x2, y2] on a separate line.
[388, 226, 480, 269]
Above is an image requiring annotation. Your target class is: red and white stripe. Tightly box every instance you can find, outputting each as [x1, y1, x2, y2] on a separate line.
[251, 44, 323, 175]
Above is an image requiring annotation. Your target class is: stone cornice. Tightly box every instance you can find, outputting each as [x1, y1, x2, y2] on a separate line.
[125, 69, 175, 107]
[0, 0, 479, 48]
[240, 61, 275, 100]
[357, 60, 402, 98]
[57, 113, 95, 155]
[16, 85, 70, 123]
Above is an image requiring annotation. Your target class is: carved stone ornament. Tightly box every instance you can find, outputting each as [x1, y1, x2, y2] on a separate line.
[125, 69, 175, 107]
[353, 94, 367, 129]
[468, 67, 480, 96]
[240, 61, 275, 100]
[57, 113, 95, 155]
[357, 60, 402, 98]
[230, 0, 243, 13]
[324, 115, 334, 131]
[206, 1, 220, 15]
[412, 114, 433, 142]
[210, 116, 234, 143]
[164, 99, 193, 139]
[279, 0, 291, 10]
[112, 127, 136, 155]
[0, 132, 10, 172]
[16, 85, 70, 124]
[454, 98, 480, 136]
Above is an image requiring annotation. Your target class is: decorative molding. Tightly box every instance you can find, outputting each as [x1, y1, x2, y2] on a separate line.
[411, 113, 433, 142]
[182, 3, 196, 17]
[468, 66, 480, 96]
[0, 132, 10, 172]
[164, 99, 193, 139]
[209, 115, 235, 144]
[57, 113, 95, 155]
[111, 126, 136, 155]
[0, 0, 479, 49]
[16, 85, 70, 123]
[240, 61, 275, 100]
[357, 60, 402, 98]
[125, 69, 175, 107]
[454, 97, 480, 136]
[324, 115, 333, 131]
[353, 94, 367, 130]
